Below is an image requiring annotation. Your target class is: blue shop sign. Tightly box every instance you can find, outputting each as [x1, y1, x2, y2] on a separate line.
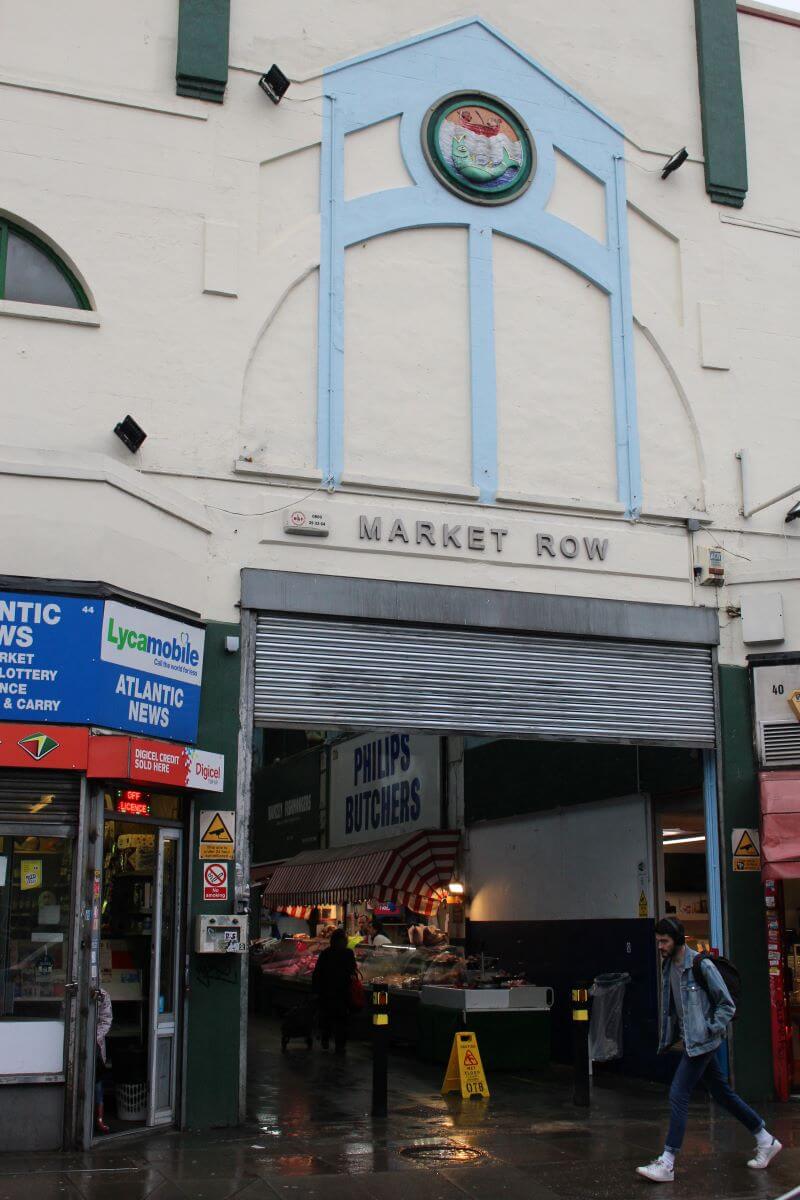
[0, 592, 205, 742]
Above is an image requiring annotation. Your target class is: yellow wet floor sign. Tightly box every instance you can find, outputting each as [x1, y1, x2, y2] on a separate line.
[441, 1031, 490, 1100]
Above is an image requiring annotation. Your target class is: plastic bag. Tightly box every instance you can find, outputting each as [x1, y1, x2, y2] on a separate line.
[589, 971, 630, 1062]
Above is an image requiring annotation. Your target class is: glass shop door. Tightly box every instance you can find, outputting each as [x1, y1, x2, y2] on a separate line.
[147, 828, 182, 1126]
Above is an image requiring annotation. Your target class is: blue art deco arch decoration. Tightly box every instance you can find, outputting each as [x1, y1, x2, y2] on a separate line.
[318, 18, 641, 517]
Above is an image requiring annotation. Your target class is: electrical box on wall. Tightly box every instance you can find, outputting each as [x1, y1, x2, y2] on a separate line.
[694, 545, 725, 586]
[741, 592, 784, 644]
[195, 913, 248, 954]
[751, 656, 800, 768]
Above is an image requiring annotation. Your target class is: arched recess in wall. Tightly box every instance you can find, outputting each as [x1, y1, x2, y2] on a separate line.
[494, 234, 616, 506]
[634, 319, 706, 515]
[241, 267, 320, 474]
[343, 227, 472, 492]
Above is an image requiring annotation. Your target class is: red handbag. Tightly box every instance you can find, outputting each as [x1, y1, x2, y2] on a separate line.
[350, 972, 365, 1011]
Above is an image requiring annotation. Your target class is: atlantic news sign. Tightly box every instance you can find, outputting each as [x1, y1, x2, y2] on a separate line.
[0, 592, 205, 741]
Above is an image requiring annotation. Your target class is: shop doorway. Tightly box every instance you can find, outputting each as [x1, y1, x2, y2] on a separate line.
[86, 792, 184, 1142]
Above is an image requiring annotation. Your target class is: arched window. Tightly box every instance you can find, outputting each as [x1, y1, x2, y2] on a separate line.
[0, 220, 89, 310]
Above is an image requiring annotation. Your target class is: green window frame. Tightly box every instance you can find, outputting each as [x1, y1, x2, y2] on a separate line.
[0, 220, 90, 309]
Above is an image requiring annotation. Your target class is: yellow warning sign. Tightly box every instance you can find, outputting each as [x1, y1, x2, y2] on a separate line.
[199, 810, 235, 861]
[638, 890, 649, 918]
[441, 1032, 490, 1100]
[733, 830, 759, 857]
[788, 690, 800, 721]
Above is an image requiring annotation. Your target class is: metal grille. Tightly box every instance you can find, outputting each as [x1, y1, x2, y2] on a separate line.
[0, 769, 81, 825]
[254, 615, 716, 748]
[761, 722, 800, 768]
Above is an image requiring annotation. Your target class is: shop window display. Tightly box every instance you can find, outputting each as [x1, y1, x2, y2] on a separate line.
[0, 834, 73, 1019]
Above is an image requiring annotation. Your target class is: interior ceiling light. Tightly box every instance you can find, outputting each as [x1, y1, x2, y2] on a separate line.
[448, 881, 465, 895]
[661, 147, 689, 180]
[662, 828, 685, 837]
[663, 834, 706, 846]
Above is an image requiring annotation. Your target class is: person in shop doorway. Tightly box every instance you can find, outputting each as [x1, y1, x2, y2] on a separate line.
[93, 987, 113, 1135]
[636, 917, 781, 1183]
[370, 918, 392, 947]
[312, 929, 357, 1054]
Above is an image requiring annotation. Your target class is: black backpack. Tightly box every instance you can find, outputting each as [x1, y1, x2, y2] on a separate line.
[692, 951, 741, 1015]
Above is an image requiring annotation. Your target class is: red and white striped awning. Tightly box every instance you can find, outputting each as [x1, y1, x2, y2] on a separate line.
[262, 830, 460, 917]
[761, 770, 800, 879]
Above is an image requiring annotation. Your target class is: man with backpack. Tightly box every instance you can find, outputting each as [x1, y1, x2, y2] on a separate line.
[636, 916, 781, 1182]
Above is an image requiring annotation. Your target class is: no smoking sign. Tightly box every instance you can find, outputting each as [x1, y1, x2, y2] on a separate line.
[203, 861, 228, 902]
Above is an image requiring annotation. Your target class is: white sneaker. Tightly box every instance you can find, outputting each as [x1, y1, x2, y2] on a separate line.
[636, 1158, 675, 1183]
[747, 1138, 782, 1169]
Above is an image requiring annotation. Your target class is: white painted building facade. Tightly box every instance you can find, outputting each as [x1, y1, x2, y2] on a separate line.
[0, 1, 796, 662]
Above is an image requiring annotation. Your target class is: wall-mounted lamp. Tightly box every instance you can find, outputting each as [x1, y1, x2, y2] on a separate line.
[661, 147, 689, 180]
[448, 880, 465, 896]
[225, 635, 240, 654]
[786, 501, 800, 524]
[259, 65, 290, 104]
[114, 415, 147, 453]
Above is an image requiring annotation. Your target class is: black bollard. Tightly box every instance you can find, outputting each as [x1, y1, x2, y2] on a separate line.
[371, 982, 389, 1118]
[571, 984, 591, 1107]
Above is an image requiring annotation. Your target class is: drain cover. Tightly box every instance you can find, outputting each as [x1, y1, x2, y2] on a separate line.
[400, 1143, 486, 1164]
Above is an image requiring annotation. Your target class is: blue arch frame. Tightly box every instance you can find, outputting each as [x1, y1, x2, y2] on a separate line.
[319, 18, 641, 516]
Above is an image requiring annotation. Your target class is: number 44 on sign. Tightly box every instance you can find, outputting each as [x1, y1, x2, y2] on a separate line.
[441, 1032, 490, 1100]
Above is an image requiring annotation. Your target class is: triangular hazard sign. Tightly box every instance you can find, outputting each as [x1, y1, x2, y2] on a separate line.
[202, 813, 233, 843]
[462, 1049, 479, 1067]
[734, 830, 758, 857]
[788, 690, 800, 721]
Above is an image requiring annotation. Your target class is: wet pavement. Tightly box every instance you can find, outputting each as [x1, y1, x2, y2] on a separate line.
[2, 1016, 799, 1199]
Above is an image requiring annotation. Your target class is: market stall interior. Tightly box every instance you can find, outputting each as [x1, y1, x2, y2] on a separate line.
[247, 727, 714, 1088]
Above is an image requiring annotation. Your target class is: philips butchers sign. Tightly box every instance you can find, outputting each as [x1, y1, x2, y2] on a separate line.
[0, 592, 204, 742]
[329, 732, 441, 848]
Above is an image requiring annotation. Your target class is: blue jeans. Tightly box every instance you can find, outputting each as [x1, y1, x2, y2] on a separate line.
[666, 1049, 764, 1152]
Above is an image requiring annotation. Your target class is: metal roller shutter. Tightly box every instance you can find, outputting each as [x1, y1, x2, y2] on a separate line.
[0, 770, 81, 825]
[254, 615, 716, 748]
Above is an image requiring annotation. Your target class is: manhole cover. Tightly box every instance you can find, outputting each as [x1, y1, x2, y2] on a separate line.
[400, 1143, 486, 1163]
[530, 1120, 591, 1137]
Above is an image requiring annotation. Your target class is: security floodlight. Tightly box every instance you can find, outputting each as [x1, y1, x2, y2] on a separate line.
[259, 65, 290, 104]
[661, 147, 689, 180]
[114, 415, 147, 453]
[786, 501, 800, 524]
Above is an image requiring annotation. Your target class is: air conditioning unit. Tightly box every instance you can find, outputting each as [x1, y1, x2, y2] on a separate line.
[752, 655, 800, 768]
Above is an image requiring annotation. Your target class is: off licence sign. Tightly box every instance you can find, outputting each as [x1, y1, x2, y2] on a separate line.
[203, 861, 228, 902]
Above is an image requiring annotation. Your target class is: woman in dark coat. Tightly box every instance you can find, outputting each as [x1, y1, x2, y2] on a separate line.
[312, 928, 357, 1053]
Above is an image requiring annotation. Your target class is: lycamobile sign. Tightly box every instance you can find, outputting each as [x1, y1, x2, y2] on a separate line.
[101, 601, 204, 684]
[0, 591, 206, 742]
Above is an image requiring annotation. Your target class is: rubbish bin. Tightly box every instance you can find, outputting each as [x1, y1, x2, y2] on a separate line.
[589, 972, 630, 1063]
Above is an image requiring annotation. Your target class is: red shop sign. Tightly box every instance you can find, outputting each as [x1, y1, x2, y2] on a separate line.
[0, 723, 90, 770]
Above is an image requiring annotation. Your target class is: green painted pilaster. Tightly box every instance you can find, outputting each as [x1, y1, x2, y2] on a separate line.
[719, 665, 772, 1099]
[694, 0, 748, 207]
[184, 621, 241, 1127]
[176, 0, 230, 103]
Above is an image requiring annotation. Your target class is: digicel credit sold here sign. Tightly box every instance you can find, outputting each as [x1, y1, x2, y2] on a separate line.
[0, 724, 224, 793]
[0, 592, 205, 742]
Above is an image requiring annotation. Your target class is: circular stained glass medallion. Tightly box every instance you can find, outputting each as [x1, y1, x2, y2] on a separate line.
[422, 93, 535, 205]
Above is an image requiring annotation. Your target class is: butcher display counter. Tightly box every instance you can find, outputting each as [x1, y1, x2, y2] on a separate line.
[252, 937, 552, 1069]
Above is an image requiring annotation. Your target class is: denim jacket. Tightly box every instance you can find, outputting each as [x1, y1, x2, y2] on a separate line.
[658, 946, 736, 1057]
